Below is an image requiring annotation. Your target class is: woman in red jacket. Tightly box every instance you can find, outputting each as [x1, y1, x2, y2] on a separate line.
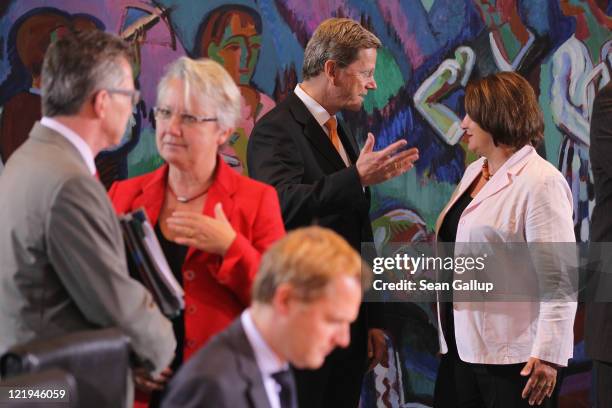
[109, 56, 285, 406]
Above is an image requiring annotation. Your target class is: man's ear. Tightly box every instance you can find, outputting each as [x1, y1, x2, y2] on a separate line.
[91, 89, 108, 119]
[272, 283, 295, 316]
[323, 59, 338, 84]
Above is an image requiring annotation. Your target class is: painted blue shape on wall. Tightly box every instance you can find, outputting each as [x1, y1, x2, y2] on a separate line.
[254, 0, 305, 92]
[122, 7, 150, 30]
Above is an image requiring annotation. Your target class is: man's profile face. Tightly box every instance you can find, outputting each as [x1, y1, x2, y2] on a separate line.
[335, 48, 377, 111]
[105, 58, 135, 147]
[284, 275, 361, 369]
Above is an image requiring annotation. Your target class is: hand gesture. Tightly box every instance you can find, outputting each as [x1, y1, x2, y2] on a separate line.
[133, 366, 173, 394]
[366, 328, 390, 371]
[167, 202, 237, 255]
[356, 133, 419, 186]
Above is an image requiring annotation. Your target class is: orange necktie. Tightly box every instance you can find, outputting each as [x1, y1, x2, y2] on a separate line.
[324, 117, 341, 152]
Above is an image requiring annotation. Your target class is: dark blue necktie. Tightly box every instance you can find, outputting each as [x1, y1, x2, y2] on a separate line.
[271, 369, 295, 408]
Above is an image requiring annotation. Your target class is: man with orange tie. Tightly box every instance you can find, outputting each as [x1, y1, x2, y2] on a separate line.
[247, 18, 419, 408]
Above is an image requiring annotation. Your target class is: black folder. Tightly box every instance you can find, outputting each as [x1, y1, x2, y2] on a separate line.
[119, 208, 184, 318]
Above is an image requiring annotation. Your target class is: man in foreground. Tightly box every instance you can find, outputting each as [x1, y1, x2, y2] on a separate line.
[161, 226, 363, 408]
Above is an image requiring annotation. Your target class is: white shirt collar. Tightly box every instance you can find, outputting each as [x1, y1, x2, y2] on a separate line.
[241, 309, 288, 376]
[293, 84, 352, 167]
[40, 117, 97, 176]
[294, 84, 333, 129]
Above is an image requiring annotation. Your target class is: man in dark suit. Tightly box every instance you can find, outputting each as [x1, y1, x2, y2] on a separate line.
[161, 226, 363, 408]
[586, 80, 612, 408]
[247, 18, 419, 407]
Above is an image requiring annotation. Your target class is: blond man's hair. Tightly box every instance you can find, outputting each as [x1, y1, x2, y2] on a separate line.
[253, 226, 363, 302]
[302, 18, 381, 80]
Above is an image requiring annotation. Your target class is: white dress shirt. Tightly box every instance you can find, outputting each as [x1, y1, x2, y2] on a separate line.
[40, 116, 96, 176]
[294, 84, 351, 166]
[241, 310, 289, 408]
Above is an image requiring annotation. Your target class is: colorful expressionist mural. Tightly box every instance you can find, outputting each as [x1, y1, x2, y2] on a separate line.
[1, 1, 610, 406]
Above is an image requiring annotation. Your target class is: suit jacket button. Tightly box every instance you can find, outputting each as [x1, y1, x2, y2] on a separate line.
[187, 305, 197, 314]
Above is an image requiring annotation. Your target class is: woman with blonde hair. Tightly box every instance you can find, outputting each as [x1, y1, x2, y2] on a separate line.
[109, 56, 285, 406]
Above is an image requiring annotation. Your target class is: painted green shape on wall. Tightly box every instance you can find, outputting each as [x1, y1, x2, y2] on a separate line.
[127, 128, 164, 178]
[538, 63, 562, 167]
[420, 0, 435, 13]
[371, 168, 457, 231]
[363, 47, 404, 114]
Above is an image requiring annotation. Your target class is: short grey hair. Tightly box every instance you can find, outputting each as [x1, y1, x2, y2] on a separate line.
[157, 57, 241, 131]
[41, 30, 131, 117]
[302, 18, 381, 80]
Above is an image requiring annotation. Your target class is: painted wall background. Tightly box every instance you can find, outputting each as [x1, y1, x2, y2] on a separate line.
[0, 0, 610, 406]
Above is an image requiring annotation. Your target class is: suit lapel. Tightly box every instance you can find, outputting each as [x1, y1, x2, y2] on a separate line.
[434, 159, 483, 237]
[227, 320, 273, 408]
[337, 117, 360, 163]
[462, 171, 513, 218]
[336, 120, 372, 201]
[287, 93, 346, 170]
[131, 165, 167, 225]
[462, 145, 534, 217]
[435, 146, 536, 237]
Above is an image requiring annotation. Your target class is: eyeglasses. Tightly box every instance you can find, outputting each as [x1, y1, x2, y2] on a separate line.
[106, 88, 140, 106]
[153, 107, 218, 126]
[345, 69, 375, 81]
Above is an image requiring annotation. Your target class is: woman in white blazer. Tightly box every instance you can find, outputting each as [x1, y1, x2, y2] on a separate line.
[433, 72, 577, 408]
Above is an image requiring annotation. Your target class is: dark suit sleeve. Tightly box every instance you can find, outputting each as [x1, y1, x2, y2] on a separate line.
[585, 83, 612, 362]
[162, 375, 235, 408]
[247, 118, 366, 227]
[45, 175, 176, 375]
[590, 84, 612, 179]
